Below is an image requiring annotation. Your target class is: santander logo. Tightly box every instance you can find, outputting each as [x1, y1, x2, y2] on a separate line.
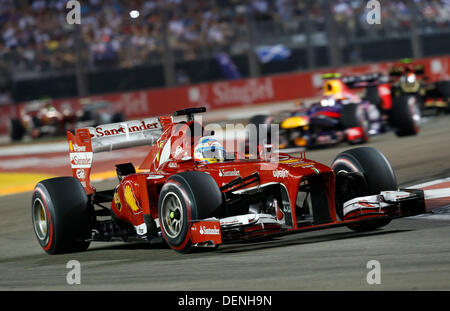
[70, 152, 93, 168]
[94, 121, 159, 137]
[218, 169, 240, 177]
[199, 226, 220, 235]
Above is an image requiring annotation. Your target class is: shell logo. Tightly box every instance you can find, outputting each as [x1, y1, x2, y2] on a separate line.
[124, 184, 140, 212]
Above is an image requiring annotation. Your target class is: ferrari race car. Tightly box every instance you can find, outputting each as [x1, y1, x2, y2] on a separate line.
[32, 107, 427, 254]
[9, 100, 74, 141]
[249, 73, 420, 149]
[9, 100, 124, 141]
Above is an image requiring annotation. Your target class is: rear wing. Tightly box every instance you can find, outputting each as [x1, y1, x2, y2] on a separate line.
[389, 64, 425, 76]
[341, 73, 388, 88]
[67, 117, 164, 193]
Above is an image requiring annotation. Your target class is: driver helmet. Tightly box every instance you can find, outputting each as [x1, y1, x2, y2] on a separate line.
[323, 79, 344, 99]
[401, 72, 416, 84]
[194, 136, 225, 164]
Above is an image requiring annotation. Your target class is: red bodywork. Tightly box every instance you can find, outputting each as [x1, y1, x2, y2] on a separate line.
[376, 84, 393, 110]
[65, 112, 419, 247]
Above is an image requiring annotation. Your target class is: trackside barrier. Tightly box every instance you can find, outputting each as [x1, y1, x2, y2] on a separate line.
[2, 55, 449, 136]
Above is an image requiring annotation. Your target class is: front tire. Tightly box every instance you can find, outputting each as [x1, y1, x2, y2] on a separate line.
[331, 147, 397, 231]
[158, 172, 222, 253]
[32, 177, 91, 254]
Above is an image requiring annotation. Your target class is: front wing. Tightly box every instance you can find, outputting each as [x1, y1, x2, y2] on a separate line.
[188, 189, 427, 247]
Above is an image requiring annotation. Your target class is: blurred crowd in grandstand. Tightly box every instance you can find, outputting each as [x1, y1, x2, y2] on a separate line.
[1, 0, 449, 76]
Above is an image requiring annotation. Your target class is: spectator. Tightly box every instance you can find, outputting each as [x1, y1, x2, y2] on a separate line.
[0, 0, 449, 75]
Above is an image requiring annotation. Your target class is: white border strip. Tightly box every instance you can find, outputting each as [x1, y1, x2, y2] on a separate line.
[407, 177, 450, 189]
[423, 189, 450, 200]
[407, 177, 450, 221]
[0, 142, 68, 156]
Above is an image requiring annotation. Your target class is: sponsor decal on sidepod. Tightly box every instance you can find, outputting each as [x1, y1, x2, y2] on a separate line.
[219, 169, 240, 177]
[273, 169, 289, 178]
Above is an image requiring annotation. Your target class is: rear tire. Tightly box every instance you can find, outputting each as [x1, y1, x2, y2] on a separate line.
[435, 81, 450, 113]
[331, 147, 397, 231]
[158, 172, 222, 253]
[340, 103, 369, 144]
[435, 81, 450, 97]
[390, 95, 421, 136]
[32, 177, 91, 254]
[10, 119, 25, 141]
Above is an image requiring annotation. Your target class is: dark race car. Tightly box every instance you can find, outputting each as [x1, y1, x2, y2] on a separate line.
[249, 73, 420, 149]
[31, 107, 429, 254]
[386, 59, 450, 114]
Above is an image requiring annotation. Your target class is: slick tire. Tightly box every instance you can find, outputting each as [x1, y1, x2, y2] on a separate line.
[435, 80, 450, 97]
[435, 81, 450, 113]
[32, 177, 91, 254]
[390, 95, 421, 136]
[158, 172, 223, 253]
[10, 119, 25, 141]
[331, 147, 397, 231]
[340, 103, 369, 144]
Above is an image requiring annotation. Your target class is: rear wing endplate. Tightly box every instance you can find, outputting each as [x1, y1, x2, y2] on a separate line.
[67, 118, 164, 193]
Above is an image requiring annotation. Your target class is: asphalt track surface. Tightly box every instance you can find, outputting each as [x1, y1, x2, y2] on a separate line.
[0, 115, 449, 291]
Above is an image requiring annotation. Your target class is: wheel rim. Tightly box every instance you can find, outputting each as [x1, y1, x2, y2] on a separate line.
[161, 192, 184, 239]
[33, 198, 48, 241]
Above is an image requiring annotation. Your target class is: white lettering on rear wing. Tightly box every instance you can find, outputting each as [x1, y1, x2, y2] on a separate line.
[67, 117, 166, 194]
[87, 118, 163, 153]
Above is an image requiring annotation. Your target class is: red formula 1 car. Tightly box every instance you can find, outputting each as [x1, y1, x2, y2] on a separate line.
[32, 107, 427, 254]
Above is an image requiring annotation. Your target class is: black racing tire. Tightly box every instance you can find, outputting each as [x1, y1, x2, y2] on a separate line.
[331, 147, 397, 231]
[248, 114, 273, 145]
[364, 86, 382, 109]
[390, 95, 421, 136]
[435, 81, 450, 113]
[158, 171, 223, 253]
[340, 103, 369, 144]
[31, 177, 91, 254]
[435, 80, 450, 97]
[10, 119, 25, 141]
